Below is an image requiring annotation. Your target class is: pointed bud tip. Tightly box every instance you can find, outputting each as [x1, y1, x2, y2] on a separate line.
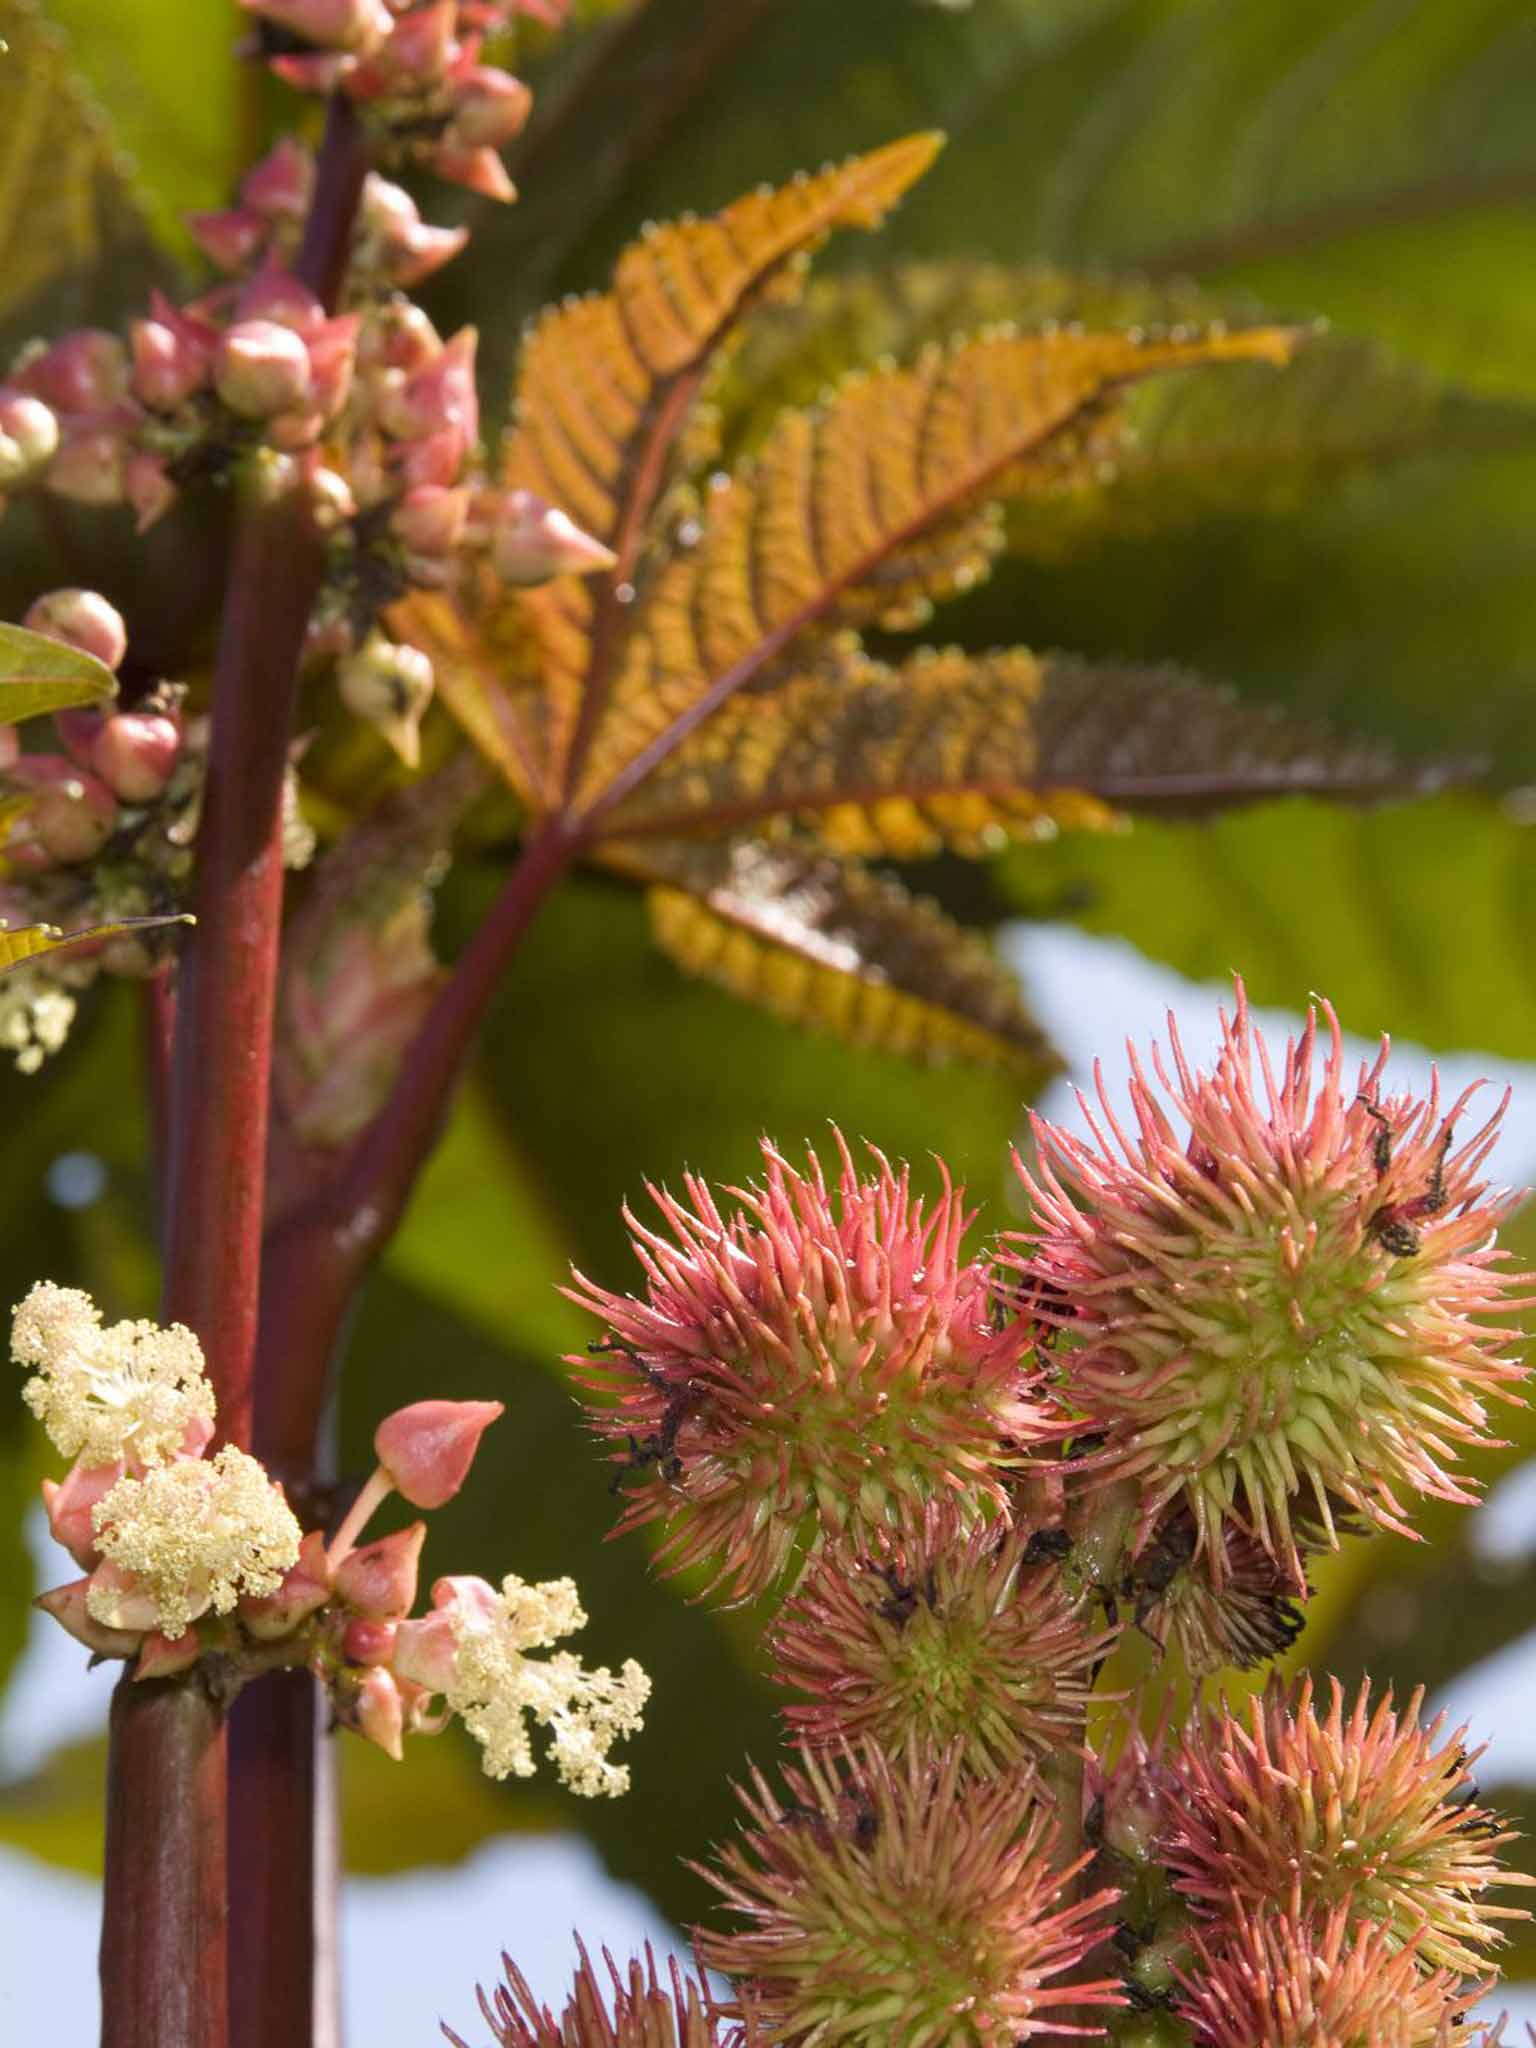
[373, 1399, 504, 1508]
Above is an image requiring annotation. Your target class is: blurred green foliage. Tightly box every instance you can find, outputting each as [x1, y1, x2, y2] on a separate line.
[3, 0, 1536, 1980]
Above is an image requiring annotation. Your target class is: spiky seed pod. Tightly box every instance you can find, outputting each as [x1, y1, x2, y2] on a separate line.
[696, 1742, 1123, 2046]
[443, 1940, 748, 2048]
[570, 1135, 1047, 1603]
[1010, 983, 1527, 1584]
[1174, 1895, 1480, 2048]
[767, 1500, 1116, 1776]
[1163, 1675, 1531, 1977]
[1125, 1506, 1308, 1676]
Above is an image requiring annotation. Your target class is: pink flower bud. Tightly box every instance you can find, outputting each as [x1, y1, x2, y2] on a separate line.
[384, 326, 479, 446]
[91, 712, 182, 803]
[135, 1629, 202, 1681]
[373, 1400, 504, 1509]
[20, 330, 130, 413]
[0, 389, 60, 482]
[431, 144, 517, 203]
[42, 1461, 125, 1569]
[239, 0, 390, 51]
[84, 1559, 163, 1635]
[448, 67, 533, 151]
[240, 1528, 333, 1641]
[378, 0, 455, 81]
[269, 48, 356, 92]
[304, 315, 359, 420]
[53, 705, 104, 769]
[46, 429, 128, 506]
[335, 1521, 425, 1620]
[359, 176, 468, 287]
[490, 489, 617, 585]
[187, 207, 269, 274]
[349, 1665, 404, 1759]
[36, 1577, 143, 1658]
[125, 451, 178, 533]
[216, 318, 313, 417]
[130, 320, 207, 410]
[337, 633, 435, 767]
[393, 1574, 499, 1693]
[241, 136, 315, 220]
[342, 1616, 398, 1665]
[357, 302, 441, 376]
[234, 269, 326, 335]
[391, 424, 466, 491]
[391, 483, 468, 558]
[29, 767, 118, 863]
[24, 587, 128, 670]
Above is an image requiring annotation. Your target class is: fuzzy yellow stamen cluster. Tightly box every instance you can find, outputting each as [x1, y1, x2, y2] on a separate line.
[446, 1575, 650, 1796]
[88, 1446, 301, 1639]
[13, 1280, 215, 1468]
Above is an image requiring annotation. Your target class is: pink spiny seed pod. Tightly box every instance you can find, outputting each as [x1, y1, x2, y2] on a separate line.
[19, 330, 130, 413]
[342, 1616, 399, 1666]
[373, 1400, 504, 1509]
[42, 1461, 126, 1569]
[768, 1501, 1119, 1777]
[448, 1943, 734, 2048]
[697, 1743, 1124, 2042]
[390, 483, 468, 558]
[334, 1520, 426, 1620]
[349, 1665, 405, 1760]
[240, 1527, 333, 1641]
[216, 319, 314, 418]
[238, 0, 390, 50]
[240, 136, 315, 220]
[447, 67, 533, 150]
[91, 713, 182, 804]
[490, 489, 617, 585]
[569, 1135, 1048, 1603]
[430, 144, 517, 203]
[35, 1577, 143, 1658]
[1164, 1675, 1532, 1977]
[1009, 982, 1530, 1586]
[0, 389, 60, 482]
[134, 1629, 202, 1682]
[24, 587, 128, 671]
[46, 430, 128, 507]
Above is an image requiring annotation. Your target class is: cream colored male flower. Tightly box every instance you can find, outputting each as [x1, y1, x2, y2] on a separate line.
[394, 1573, 649, 1796]
[88, 1445, 302, 1639]
[13, 1281, 215, 1469]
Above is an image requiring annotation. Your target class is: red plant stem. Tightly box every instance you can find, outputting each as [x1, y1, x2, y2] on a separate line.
[101, 1677, 229, 2048]
[256, 808, 583, 1463]
[99, 87, 368, 2048]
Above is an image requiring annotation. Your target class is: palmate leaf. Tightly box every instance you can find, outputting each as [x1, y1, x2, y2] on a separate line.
[598, 645, 1446, 857]
[573, 319, 1298, 801]
[496, 133, 943, 802]
[716, 261, 1536, 547]
[604, 835, 1058, 1084]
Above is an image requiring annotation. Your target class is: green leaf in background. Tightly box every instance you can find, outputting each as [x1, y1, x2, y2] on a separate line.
[26, 0, 248, 251]
[0, 621, 116, 724]
[0, 0, 168, 342]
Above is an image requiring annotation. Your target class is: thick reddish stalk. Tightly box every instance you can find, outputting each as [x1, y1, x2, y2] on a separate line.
[101, 1678, 229, 2048]
[100, 88, 368, 2048]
